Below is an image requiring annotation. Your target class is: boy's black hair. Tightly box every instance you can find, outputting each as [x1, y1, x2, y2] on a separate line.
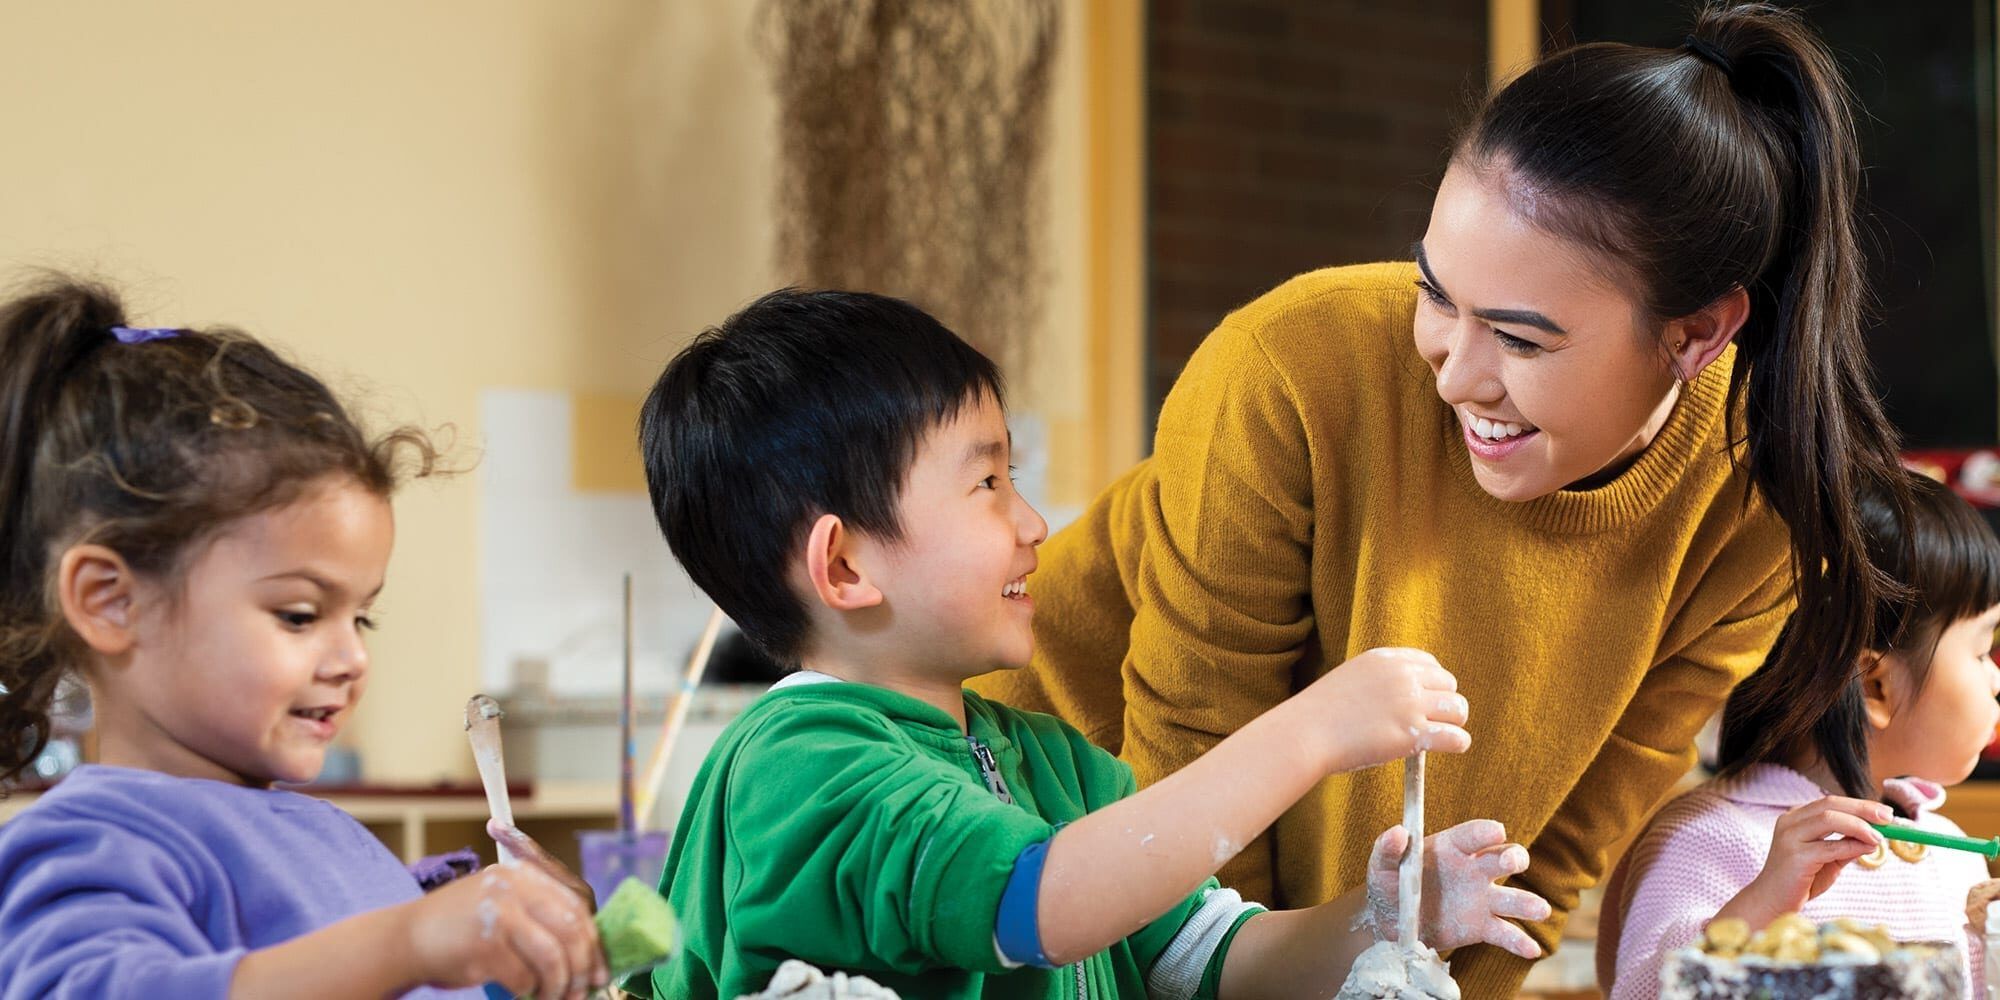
[1719, 469, 2000, 798]
[640, 289, 1004, 666]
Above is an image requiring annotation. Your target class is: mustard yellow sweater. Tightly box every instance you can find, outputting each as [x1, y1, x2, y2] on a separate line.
[971, 263, 1793, 997]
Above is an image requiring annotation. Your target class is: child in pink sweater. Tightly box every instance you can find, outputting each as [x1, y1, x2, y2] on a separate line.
[1598, 470, 2000, 999]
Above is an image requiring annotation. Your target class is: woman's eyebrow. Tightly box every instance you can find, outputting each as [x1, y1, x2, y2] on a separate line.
[1413, 241, 1568, 335]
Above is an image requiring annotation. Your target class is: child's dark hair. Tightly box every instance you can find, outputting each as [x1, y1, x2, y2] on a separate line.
[639, 289, 1003, 666]
[1719, 470, 2000, 794]
[0, 275, 437, 784]
[1459, 3, 1911, 794]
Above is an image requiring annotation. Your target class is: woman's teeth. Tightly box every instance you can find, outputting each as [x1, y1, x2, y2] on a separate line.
[1469, 415, 1531, 441]
[1002, 578, 1028, 599]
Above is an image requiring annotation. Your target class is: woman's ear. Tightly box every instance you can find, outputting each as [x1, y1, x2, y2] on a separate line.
[1664, 285, 1750, 382]
[55, 544, 139, 657]
[802, 514, 884, 612]
[1859, 649, 1901, 731]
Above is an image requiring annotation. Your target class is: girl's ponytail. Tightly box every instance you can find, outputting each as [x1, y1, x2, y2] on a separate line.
[0, 280, 128, 783]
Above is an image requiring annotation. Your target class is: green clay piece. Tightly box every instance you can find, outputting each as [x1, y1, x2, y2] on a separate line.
[596, 876, 680, 975]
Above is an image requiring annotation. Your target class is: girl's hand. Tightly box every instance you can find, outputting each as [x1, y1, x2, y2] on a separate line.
[489, 818, 600, 910]
[1965, 878, 2000, 931]
[1715, 796, 1890, 930]
[1362, 819, 1552, 959]
[402, 862, 607, 1000]
[1295, 647, 1470, 772]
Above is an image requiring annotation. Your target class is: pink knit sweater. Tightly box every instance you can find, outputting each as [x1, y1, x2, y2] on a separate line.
[1596, 764, 1988, 999]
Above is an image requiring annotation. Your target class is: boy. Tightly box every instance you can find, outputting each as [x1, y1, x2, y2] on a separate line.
[629, 290, 1550, 999]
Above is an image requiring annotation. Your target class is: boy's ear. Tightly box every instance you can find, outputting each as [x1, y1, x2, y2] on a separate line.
[803, 514, 884, 612]
[56, 544, 139, 657]
[1859, 649, 1900, 732]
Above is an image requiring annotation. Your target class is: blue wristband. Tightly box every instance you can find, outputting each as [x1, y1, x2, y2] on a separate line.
[995, 838, 1053, 967]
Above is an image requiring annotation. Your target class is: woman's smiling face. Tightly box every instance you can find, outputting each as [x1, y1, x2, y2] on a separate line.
[1413, 161, 1689, 502]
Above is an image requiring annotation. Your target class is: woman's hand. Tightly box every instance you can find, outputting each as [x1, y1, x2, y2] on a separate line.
[1362, 819, 1551, 959]
[400, 861, 607, 1000]
[1293, 647, 1470, 773]
[1714, 796, 1889, 930]
[489, 818, 599, 910]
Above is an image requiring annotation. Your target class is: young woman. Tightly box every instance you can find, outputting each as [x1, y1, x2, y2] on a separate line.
[973, 5, 1905, 994]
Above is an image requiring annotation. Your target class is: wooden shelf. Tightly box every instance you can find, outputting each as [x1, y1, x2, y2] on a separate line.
[1939, 779, 2000, 842]
[0, 782, 619, 867]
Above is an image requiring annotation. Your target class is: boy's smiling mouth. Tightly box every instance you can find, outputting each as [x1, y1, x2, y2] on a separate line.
[1002, 576, 1030, 601]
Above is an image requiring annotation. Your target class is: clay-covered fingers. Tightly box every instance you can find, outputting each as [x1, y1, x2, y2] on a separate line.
[1429, 691, 1470, 728]
[1310, 648, 1471, 766]
[1415, 819, 1551, 955]
[503, 913, 577, 1000]
[1481, 913, 1544, 960]
[1467, 842, 1531, 884]
[481, 949, 537, 998]
[1489, 885, 1551, 923]
[1369, 825, 1410, 866]
[1376, 648, 1459, 695]
[471, 863, 604, 1000]
[1388, 649, 1470, 753]
[518, 863, 606, 996]
[1434, 818, 1505, 855]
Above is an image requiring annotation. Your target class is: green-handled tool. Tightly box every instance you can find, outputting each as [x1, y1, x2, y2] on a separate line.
[1871, 823, 2000, 857]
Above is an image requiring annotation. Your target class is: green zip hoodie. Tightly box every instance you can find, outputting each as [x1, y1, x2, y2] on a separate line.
[625, 681, 1254, 999]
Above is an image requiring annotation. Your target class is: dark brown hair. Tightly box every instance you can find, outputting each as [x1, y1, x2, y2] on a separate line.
[1720, 471, 2000, 794]
[1460, 3, 1909, 796]
[0, 276, 436, 784]
[640, 288, 1003, 665]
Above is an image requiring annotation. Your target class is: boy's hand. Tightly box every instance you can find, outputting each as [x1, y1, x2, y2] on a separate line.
[1298, 647, 1469, 772]
[1363, 820, 1550, 959]
[1715, 796, 1888, 931]
[489, 819, 599, 910]
[401, 862, 607, 1000]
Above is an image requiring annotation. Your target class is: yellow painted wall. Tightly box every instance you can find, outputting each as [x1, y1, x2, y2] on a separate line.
[1488, 0, 1541, 86]
[0, 3, 1106, 781]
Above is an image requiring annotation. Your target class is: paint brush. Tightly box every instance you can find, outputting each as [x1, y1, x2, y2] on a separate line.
[634, 606, 724, 828]
[464, 693, 517, 864]
[1871, 823, 2000, 857]
[619, 573, 636, 840]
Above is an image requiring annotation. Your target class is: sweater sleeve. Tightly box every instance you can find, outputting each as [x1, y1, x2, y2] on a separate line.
[1601, 793, 1764, 1000]
[722, 706, 1056, 977]
[1450, 564, 1793, 997]
[1119, 318, 1318, 904]
[0, 806, 244, 999]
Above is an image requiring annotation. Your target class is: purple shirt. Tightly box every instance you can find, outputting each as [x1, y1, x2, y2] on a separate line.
[0, 765, 481, 999]
[1598, 764, 1988, 1000]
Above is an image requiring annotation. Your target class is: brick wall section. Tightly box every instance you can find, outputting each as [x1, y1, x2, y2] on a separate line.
[1146, 0, 1489, 418]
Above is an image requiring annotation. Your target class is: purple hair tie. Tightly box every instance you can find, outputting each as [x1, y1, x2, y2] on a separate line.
[109, 326, 185, 344]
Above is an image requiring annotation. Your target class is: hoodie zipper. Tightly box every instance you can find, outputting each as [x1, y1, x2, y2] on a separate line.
[966, 733, 1086, 998]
